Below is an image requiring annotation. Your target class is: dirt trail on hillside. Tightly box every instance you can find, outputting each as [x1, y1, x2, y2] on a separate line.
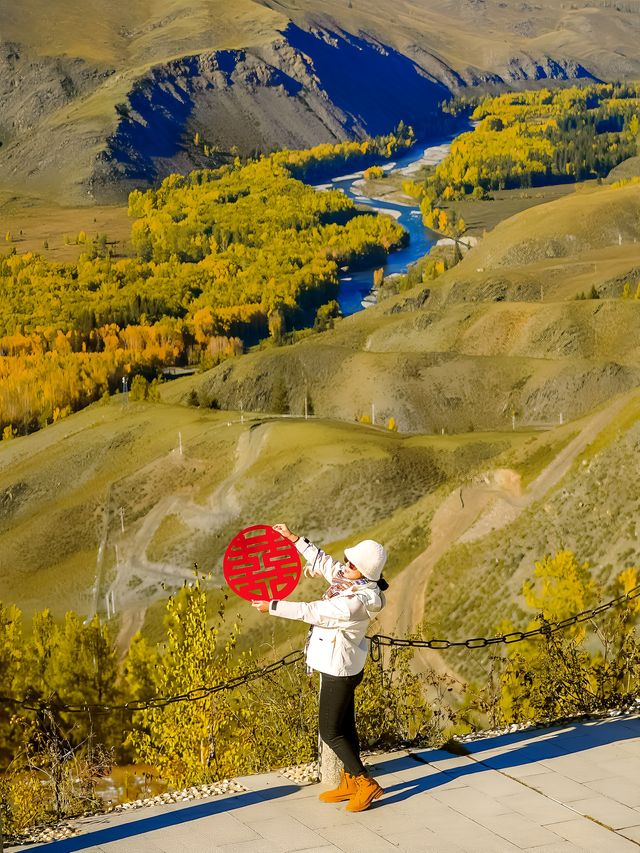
[379, 395, 629, 676]
[113, 425, 271, 651]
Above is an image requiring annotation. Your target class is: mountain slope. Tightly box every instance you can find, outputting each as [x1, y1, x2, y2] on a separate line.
[2, 0, 640, 202]
[177, 180, 640, 434]
[420, 388, 640, 682]
[0, 393, 515, 654]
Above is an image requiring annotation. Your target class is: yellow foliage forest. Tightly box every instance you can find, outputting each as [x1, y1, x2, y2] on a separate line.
[0, 134, 412, 436]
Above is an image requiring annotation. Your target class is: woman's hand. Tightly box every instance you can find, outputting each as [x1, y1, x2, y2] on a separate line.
[252, 600, 270, 613]
[273, 523, 298, 543]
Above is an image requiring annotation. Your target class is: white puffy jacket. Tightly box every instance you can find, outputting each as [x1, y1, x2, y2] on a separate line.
[268, 537, 384, 676]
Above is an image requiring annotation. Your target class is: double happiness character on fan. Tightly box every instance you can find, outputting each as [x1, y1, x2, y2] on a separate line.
[252, 523, 389, 812]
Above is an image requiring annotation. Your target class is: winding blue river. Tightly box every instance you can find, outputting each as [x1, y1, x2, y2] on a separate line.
[315, 130, 466, 315]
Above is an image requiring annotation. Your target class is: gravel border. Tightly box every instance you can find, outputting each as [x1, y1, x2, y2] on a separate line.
[6, 778, 247, 847]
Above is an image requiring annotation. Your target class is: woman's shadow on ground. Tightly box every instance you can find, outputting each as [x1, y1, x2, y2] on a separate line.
[371, 714, 640, 806]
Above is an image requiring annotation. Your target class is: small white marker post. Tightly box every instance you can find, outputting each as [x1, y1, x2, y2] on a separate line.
[178, 431, 183, 456]
[320, 740, 342, 787]
[559, 412, 564, 425]
[240, 400, 244, 425]
[105, 593, 111, 620]
[512, 413, 516, 431]
[110, 589, 116, 617]
[371, 402, 375, 425]
[304, 386, 308, 420]
[119, 507, 125, 533]
[318, 677, 341, 787]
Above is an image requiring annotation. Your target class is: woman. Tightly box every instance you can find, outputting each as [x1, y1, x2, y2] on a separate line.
[252, 522, 388, 812]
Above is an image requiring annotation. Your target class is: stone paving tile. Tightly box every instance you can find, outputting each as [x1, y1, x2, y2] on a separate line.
[239, 815, 330, 850]
[412, 813, 522, 853]
[379, 827, 462, 851]
[272, 797, 355, 831]
[217, 842, 282, 853]
[431, 784, 511, 819]
[474, 812, 565, 849]
[349, 803, 434, 837]
[374, 771, 467, 806]
[218, 841, 340, 853]
[498, 790, 577, 825]
[523, 844, 587, 852]
[87, 840, 167, 853]
[316, 822, 398, 852]
[372, 790, 466, 823]
[139, 837, 221, 853]
[619, 825, 640, 843]
[569, 795, 640, 829]
[235, 773, 317, 800]
[97, 838, 167, 853]
[371, 758, 442, 784]
[536, 755, 613, 783]
[523, 771, 601, 802]
[476, 739, 568, 764]
[459, 767, 529, 798]
[147, 811, 258, 849]
[550, 818, 639, 851]
[584, 776, 640, 807]
[607, 717, 640, 735]
[592, 755, 640, 782]
[376, 755, 441, 774]
[501, 761, 555, 779]
[428, 754, 479, 773]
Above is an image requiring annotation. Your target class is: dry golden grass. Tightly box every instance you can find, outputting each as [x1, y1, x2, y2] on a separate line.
[0, 197, 131, 261]
[0, 393, 513, 634]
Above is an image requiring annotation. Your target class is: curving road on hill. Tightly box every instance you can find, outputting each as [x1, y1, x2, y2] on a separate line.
[377, 393, 632, 676]
[111, 422, 272, 650]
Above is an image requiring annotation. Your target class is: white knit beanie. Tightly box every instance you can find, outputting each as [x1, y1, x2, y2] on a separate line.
[344, 540, 388, 581]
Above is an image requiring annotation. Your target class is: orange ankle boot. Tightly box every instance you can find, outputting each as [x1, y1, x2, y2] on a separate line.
[319, 769, 358, 803]
[345, 774, 384, 812]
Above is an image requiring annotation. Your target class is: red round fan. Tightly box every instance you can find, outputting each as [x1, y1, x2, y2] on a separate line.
[223, 525, 302, 602]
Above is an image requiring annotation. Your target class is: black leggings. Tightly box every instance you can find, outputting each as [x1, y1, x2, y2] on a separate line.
[318, 669, 366, 776]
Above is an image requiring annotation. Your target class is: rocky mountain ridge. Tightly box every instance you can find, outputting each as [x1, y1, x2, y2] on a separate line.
[2, 0, 640, 202]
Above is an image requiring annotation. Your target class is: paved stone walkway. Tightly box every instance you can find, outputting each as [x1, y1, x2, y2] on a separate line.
[11, 713, 640, 853]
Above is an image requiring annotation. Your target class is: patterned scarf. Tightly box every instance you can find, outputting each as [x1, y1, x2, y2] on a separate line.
[323, 568, 370, 600]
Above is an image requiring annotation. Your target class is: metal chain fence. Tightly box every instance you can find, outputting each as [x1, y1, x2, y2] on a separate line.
[1, 583, 638, 715]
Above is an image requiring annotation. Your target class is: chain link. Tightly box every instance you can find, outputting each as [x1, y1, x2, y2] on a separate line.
[1, 584, 638, 715]
[0, 650, 305, 715]
[368, 583, 640, 652]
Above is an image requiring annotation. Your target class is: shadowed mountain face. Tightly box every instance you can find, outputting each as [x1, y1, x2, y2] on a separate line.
[89, 27, 450, 200]
[1, 0, 639, 202]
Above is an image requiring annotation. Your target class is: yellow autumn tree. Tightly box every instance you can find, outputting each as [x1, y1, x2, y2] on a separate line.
[498, 552, 640, 724]
[125, 581, 242, 788]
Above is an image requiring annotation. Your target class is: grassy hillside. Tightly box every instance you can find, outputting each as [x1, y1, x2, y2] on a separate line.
[2, 168, 639, 657]
[422, 389, 640, 683]
[0, 393, 520, 654]
[178, 178, 640, 434]
[2, 374, 636, 669]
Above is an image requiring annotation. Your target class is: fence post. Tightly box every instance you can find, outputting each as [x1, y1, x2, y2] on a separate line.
[320, 740, 341, 787]
[318, 676, 341, 787]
